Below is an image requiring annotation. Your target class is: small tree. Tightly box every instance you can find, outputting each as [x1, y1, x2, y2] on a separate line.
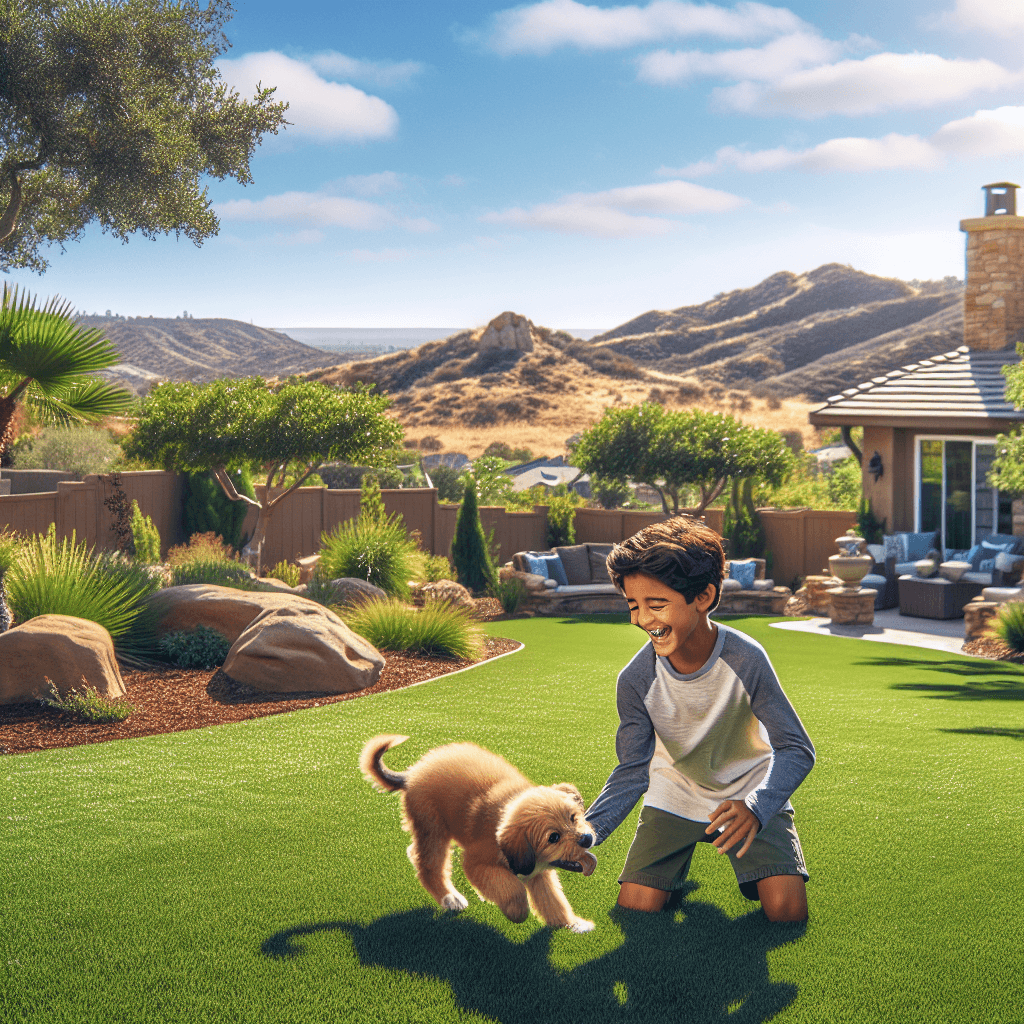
[182, 468, 255, 552]
[130, 500, 161, 564]
[451, 480, 495, 594]
[461, 455, 515, 507]
[0, 0, 288, 272]
[122, 378, 404, 575]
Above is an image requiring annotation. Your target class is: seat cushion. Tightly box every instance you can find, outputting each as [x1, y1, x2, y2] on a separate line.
[587, 543, 615, 583]
[895, 561, 920, 577]
[721, 578, 743, 592]
[751, 579, 775, 591]
[553, 545, 592, 585]
[982, 586, 1024, 603]
[552, 583, 621, 595]
[961, 571, 993, 585]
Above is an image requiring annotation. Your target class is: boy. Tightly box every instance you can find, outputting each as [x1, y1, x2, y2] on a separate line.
[585, 517, 815, 922]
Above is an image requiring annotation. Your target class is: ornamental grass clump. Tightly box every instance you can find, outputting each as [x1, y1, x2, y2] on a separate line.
[159, 626, 231, 669]
[345, 597, 484, 660]
[39, 677, 135, 724]
[130, 501, 161, 564]
[169, 558, 257, 590]
[490, 575, 526, 615]
[988, 601, 1024, 654]
[7, 526, 161, 646]
[266, 560, 301, 587]
[318, 477, 417, 598]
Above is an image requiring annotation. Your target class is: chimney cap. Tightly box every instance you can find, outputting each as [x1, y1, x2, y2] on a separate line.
[983, 181, 1021, 190]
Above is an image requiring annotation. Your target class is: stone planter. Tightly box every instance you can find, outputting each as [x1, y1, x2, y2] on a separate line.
[827, 553, 874, 589]
[939, 560, 971, 582]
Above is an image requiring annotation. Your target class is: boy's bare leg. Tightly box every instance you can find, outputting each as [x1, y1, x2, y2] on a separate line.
[756, 875, 807, 922]
[617, 882, 670, 912]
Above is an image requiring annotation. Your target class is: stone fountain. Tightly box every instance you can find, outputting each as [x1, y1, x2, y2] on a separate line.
[826, 531, 876, 625]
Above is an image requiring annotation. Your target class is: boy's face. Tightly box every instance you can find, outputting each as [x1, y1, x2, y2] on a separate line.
[622, 572, 716, 671]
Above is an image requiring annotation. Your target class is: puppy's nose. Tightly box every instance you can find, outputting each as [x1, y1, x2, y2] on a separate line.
[578, 832, 594, 849]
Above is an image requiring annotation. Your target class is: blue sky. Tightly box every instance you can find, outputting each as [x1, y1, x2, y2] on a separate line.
[12, 0, 1024, 328]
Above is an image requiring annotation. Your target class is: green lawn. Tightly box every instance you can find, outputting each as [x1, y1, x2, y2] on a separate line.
[2, 616, 1022, 1024]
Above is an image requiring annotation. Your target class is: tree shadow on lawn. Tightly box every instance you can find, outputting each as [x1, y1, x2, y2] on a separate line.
[262, 886, 804, 1024]
[855, 654, 1024, 702]
[938, 727, 1024, 740]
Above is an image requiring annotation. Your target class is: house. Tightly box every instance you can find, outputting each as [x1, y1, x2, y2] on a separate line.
[809, 183, 1024, 549]
[505, 457, 591, 496]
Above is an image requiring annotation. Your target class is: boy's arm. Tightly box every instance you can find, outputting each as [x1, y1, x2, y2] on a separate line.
[584, 668, 656, 846]
[742, 653, 816, 830]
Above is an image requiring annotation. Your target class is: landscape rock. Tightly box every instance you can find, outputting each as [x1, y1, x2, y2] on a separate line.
[255, 577, 303, 593]
[322, 578, 388, 607]
[222, 603, 384, 694]
[146, 585, 326, 645]
[477, 311, 536, 353]
[417, 580, 474, 609]
[0, 615, 125, 705]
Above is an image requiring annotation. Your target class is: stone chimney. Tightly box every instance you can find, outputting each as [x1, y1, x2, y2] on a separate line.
[960, 182, 1024, 350]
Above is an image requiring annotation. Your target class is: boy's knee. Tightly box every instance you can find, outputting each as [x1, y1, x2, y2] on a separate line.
[617, 882, 671, 913]
[756, 875, 808, 922]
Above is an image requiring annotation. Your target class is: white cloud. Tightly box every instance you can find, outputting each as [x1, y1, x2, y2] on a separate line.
[668, 105, 1024, 176]
[327, 171, 405, 196]
[347, 248, 415, 262]
[638, 31, 843, 84]
[306, 52, 425, 88]
[481, 0, 806, 55]
[277, 229, 326, 245]
[217, 191, 436, 232]
[481, 179, 747, 237]
[217, 52, 398, 141]
[938, 0, 1024, 32]
[715, 52, 1023, 117]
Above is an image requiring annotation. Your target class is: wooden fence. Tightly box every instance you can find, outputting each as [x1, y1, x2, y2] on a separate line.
[0, 471, 855, 583]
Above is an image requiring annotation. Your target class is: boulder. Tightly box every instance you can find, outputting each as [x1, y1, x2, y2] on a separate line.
[417, 580, 474, 609]
[222, 603, 384, 694]
[477, 311, 535, 353]
[322, 577, 388, 607]
[146, 585, 325, 645]
[0, 615, 125, 705]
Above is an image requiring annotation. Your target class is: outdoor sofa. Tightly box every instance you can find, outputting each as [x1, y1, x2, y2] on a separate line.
[504, 547, 790, 616]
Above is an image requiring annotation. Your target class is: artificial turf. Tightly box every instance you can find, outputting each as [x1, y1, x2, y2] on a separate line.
[2, 615, 1021, 1023]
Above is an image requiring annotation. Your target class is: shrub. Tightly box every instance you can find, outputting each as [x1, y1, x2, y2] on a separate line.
[546, 492, 584, 547]
[7, 527, 161, 645]
[988, 601, 1024, 654]
[451, 480, 496, 594]
[158, 625, 231, 669]
[416, 552, 453, 583]
[345, 597, 484, 659]
[182, 469, 254, 551]
[130, 501, 161, 564]
[430, 464, 465, 503]
[482, 441, 532, 463]
[490, 575, 526, 615]
[15, 424, 120, 475]
[169, 557, 257, 590]
[303, 565, 334, 607]
[166, 532, 235, 567]
[266, 560, 301, 587]
[39, 677, 135, 723]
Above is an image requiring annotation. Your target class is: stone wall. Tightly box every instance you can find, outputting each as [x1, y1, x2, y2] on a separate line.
[960, 216, 1024, 351]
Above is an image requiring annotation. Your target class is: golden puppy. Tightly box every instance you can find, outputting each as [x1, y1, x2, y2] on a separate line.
[360, 734, 598, 932]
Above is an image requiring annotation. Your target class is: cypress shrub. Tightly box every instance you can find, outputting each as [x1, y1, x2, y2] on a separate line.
[130, 500, 161, 564]
[451, 481, 495, 594]
[182, 469, 254, 552]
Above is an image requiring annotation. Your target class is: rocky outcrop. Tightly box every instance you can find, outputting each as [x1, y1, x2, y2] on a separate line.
[222, 603, 384, 693]
[321, 578, 388, 607]
[477, 312, 535, 353]
[0, 615, 124, 705]
[414, 580, 474, 609]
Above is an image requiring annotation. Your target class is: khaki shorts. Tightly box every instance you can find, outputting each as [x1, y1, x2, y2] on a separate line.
[618, 805, 808, 901]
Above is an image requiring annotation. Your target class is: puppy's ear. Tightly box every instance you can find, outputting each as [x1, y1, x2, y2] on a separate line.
[497, 820, 536, 877]
[552, 783, 585, 809]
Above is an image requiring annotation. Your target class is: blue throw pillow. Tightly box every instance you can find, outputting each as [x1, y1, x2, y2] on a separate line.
[966, 544, 984, 570]
[728, 560, 757, 589]
[537, 553, 569, 587]
[523, 554, 547, 578]
[982, 539, 1016, 557]
[904, 531, 939, 561]
[979, 558, 996, 573]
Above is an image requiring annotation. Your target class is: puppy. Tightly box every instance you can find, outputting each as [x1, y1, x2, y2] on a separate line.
[360, 734, 598, 932]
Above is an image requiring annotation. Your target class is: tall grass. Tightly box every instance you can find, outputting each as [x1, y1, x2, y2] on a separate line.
[169, 558, 257, 590]
[344, 597, 484, 659]
[7, 527, 161, 647]
[318, 518, 417, 598]
[988, 601, 1024, 653]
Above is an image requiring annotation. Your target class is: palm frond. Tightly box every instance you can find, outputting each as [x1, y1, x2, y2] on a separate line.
[24, 378, 133, 425]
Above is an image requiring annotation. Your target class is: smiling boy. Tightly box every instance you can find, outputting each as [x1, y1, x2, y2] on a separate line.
[584, 517, 815, 922]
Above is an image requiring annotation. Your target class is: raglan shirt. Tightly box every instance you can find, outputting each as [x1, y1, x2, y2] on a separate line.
[586, 622, 815, 844]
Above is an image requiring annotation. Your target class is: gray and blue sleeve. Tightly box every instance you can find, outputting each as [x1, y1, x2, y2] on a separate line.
[737, 644, 816, 829]
[584, 645, 656, 845]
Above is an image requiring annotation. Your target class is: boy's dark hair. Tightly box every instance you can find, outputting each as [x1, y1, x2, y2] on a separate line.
[606, 516, 725, 611]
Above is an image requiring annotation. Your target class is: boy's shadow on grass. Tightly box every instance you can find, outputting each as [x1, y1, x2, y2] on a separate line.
[262, 886, 805, 1024]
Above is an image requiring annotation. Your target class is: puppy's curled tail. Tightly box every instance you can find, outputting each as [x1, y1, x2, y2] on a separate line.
[360, 734, 410, 792]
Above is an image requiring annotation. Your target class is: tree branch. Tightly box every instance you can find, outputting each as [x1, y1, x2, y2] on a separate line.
[0, 156, 45, 245]
[212, 466, 262, 508]
[266, 462, 320, 510]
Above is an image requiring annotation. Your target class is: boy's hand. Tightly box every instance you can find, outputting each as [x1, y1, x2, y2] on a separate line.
[706, 801, 760, 858]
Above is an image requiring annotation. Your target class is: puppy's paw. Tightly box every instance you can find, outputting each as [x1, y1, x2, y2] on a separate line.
[442, 891, 469, 912]
[567, 917, 595, 934]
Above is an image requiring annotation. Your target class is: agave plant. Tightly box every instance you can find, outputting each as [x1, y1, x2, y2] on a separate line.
[0, 285, 133, 452]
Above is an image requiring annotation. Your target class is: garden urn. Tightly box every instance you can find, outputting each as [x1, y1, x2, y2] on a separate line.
[828, 533, 873, 591]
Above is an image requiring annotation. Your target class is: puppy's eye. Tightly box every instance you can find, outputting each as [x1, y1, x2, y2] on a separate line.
[548, 832, 561, 845]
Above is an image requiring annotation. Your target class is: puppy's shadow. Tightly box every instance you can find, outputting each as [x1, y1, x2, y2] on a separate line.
[263, 886, 805, 1024]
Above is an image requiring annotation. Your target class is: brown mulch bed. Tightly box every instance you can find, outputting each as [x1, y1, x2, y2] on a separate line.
[0, 636, 522, 757]
[961, 636, 1024, 663]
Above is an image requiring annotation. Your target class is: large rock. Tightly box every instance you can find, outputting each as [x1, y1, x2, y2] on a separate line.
[0, 615, 125, 705]
[146, 585, 326, 645]
[322, 577, 387, 607]
[477, 311, 535, 353]
[222, 603, 384, 694]
[417, 580, 474, 609]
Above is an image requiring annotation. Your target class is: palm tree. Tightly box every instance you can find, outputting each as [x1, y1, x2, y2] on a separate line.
[0, 286, 133, 453]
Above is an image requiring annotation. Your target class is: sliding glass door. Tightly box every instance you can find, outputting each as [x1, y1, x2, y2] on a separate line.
[917, 437, 1012, 549]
